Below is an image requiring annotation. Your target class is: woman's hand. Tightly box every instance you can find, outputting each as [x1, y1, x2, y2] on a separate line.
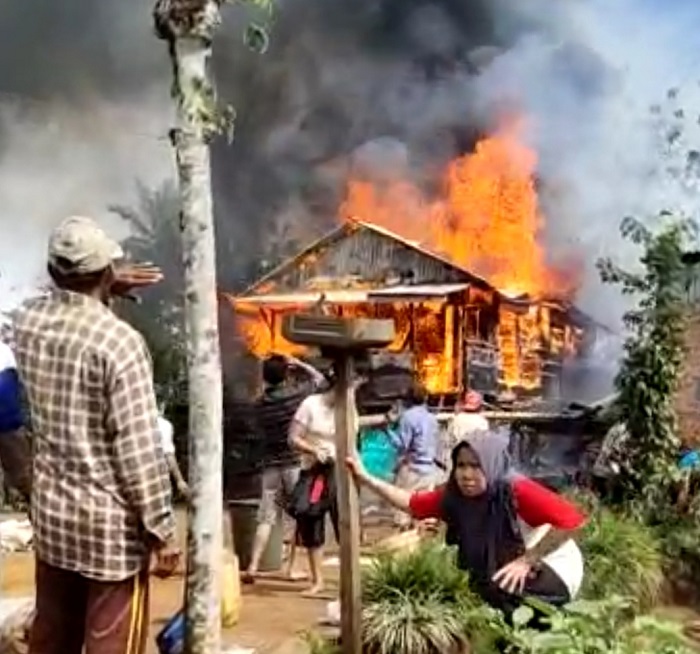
[492, 556, 534, 595]
[345, 456, 368, 484]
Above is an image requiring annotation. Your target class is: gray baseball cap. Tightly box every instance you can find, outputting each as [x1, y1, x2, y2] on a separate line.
[48, 216, 124, 275]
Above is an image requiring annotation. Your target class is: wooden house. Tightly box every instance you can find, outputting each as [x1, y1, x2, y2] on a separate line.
[222, 220, 602, 409]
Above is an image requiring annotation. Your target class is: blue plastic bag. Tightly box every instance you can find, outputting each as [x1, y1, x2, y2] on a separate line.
[359, 427, 398, 481]
[679, 450, 700, 470]
[156, 610, 185, 654]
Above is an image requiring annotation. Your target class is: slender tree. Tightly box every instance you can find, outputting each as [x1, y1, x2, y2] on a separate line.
[153, 2, 225, 651]
[112, 182, 188, 411]
[597, 214, 693, 516]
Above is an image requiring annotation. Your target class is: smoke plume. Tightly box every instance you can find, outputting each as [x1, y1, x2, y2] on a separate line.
[1, 0, 698, 350]
[0, 0, 173, 311]
[212, 0, 700, 323]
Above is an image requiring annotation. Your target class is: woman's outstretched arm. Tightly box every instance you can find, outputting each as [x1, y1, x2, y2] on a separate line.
[346, 456, 412, 512]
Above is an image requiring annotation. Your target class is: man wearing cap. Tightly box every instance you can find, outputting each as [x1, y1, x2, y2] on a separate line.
[12, 216, 178, 654]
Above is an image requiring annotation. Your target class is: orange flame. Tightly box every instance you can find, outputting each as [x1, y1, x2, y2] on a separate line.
[341, 121, 580, 299]
[232, 121, 584, 395]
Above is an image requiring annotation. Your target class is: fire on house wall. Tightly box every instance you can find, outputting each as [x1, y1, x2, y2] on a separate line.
[226, 119, 595, 402]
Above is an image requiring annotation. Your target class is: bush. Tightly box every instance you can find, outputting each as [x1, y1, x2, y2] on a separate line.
[361, 542, 501, 654]
[509, 596, 692, 654]
[578, 503, 664, 611]
[655, 517, 700, 604]
[305, 535, 687, 654]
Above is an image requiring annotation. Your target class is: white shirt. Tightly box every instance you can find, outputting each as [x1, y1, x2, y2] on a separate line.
[0, 342, 16, 371]
[450, 412, 489, 441]
[521, 522, 584, 599]
[293, 393, 338, 467]
[158, 417, 175, 456]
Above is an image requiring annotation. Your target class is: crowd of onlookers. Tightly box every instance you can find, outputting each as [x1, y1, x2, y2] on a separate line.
[0, 215, 595, 652]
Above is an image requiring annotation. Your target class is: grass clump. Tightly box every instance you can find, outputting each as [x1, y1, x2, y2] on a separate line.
[362, 542, 499, 654]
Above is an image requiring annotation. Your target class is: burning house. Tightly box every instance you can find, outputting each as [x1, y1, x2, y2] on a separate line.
[223, 218, 602, 410]
[221, 123, 606, 411]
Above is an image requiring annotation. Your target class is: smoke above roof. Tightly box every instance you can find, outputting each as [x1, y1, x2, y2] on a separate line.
[0, 0, 697, 331]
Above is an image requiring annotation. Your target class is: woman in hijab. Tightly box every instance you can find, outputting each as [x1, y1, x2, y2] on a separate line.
[346, 430, 585, 618]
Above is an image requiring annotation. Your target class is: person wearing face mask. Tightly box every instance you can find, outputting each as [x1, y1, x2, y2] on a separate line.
[346, 429, 586, 620]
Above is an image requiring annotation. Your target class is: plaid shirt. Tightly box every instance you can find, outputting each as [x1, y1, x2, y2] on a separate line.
[12, 290, 175, 581]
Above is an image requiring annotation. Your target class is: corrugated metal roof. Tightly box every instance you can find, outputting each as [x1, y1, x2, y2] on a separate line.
[353, 220, 493, 289]
[233, 283, 469, 306]
[239, 219, 494, 298]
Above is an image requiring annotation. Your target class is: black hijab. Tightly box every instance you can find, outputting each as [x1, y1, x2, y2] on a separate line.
[441, 430, 525, 586]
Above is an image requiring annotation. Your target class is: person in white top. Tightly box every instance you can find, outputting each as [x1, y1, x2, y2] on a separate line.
[448, 390, 489, 445]
[288, 375, 361, 597]
[158, 414, 190, 501]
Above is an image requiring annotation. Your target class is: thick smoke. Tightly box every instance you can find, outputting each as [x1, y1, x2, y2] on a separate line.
[209, 0, 699, 400]
[0, 0, 173, 311]
[213, 0, 700, 315]
[474, 0, 700, 320]
[1, 0, 698, 400]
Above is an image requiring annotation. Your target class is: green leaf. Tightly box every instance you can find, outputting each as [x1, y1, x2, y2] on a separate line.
[512, 605, 535, 628]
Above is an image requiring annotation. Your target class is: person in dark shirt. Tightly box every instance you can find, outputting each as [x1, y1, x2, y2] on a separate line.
[243, 353, 324, 583]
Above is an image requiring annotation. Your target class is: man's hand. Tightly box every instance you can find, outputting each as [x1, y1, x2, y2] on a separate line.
[111, 263, 163, 298]
[151, 541, 182, 578]
[315, 444, 334, 464]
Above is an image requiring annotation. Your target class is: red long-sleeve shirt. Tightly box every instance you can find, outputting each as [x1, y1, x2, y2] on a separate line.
[409, 476, 586, 530]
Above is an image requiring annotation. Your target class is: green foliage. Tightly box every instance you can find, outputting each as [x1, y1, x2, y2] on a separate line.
[361, 542, 501, 654]
[655, 516, 700, 603]
[577, 503, 664, 611]
[112, 182, 188, 413]
[597, 214, 694, 517]
[235, 0, 275, 52]
[362, 542, 476, 606]
[507, 597, 692, 654]
[305, 536, 692, 654]
[302, 632, 341, 654]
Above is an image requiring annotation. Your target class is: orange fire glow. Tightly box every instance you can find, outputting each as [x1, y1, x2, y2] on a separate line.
[340, 121, 580, 299]
[233, 121, 585, 396]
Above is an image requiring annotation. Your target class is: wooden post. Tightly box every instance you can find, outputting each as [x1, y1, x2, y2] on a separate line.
[333, 355, 362, 654]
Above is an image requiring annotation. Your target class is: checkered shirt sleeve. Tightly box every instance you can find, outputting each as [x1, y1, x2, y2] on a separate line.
[107, 332, 176, 546]
[12, 291, 176, 581]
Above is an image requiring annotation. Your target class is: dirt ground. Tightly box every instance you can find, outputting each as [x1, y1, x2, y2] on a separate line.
[7, 509, 698, 653]
[0, 510, 342, 654]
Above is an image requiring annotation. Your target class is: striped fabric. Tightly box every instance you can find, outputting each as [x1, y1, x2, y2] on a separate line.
[0, 342, 23, 433]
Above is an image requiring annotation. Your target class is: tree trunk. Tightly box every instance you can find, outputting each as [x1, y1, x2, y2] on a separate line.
[153, 2, 224, 652]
